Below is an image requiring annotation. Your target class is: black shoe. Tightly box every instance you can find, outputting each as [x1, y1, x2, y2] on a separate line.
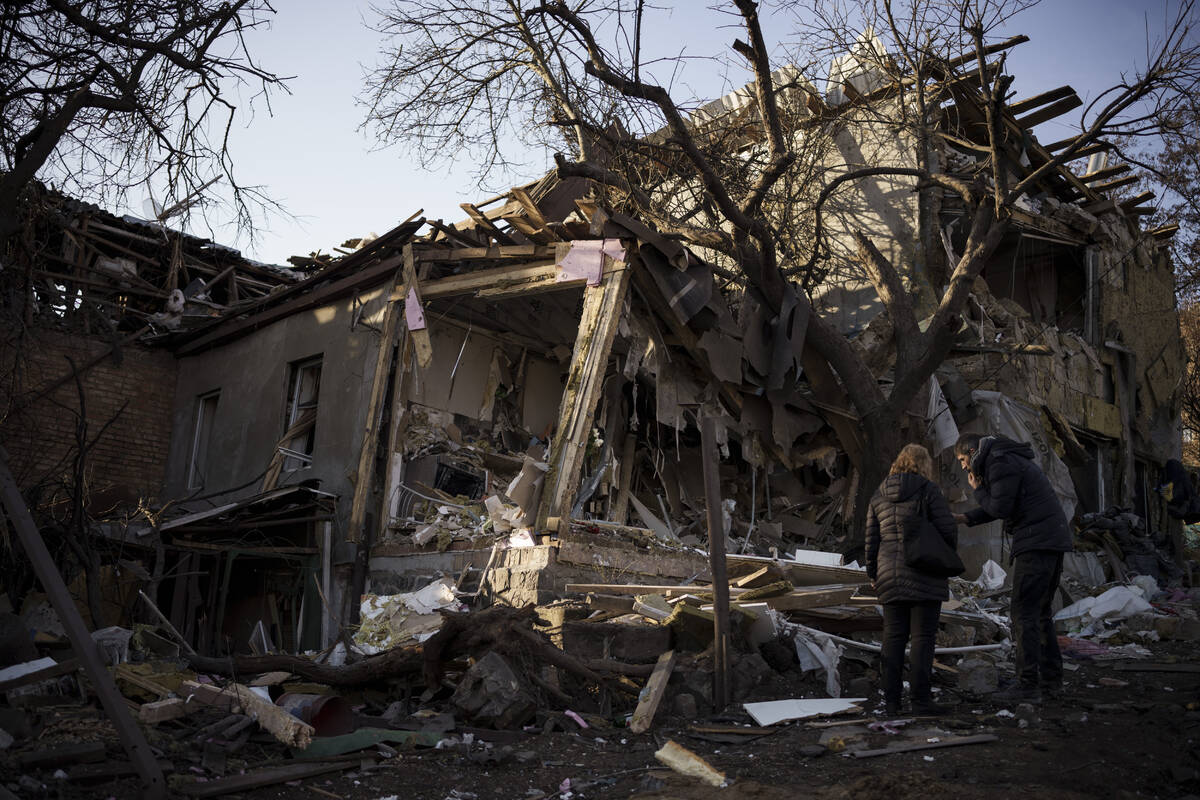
[911, 699, 951, 716]
[884, 701, 903, 717]
[1040, 681, 1063, 699]
[991, 684, 1042, 705]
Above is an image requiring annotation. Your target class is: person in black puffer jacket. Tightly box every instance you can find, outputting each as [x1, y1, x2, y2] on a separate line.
[865, 443, 958, 717]
[953, 433, 1073, 705]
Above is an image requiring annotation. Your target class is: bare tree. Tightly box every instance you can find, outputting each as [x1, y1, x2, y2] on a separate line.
[0, 0, 287, 247]
[363, 0, 1200, 544]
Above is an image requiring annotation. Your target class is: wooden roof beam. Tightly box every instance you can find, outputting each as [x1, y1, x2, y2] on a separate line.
[1080, 164, 1131, 184]
[1120, 190, 1155, 209]
[1007, 85, 1077, 117]
[1090, 174, 1139, 193]
[1015, 94, 1082, 130]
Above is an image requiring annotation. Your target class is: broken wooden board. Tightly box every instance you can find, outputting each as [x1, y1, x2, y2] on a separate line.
[743, 698, 867, 726]
[849, 733, 999, 758]
[178, 761, 353, 797]
[139, 696, 202, 724]
[401, 242, 433, 368]
[19, 742, 107, 769]
[69, 759, 175, 782]
[536, 264, 630, 532]
[654, 740, 726, 787]
[294, 727, 441, 759]
[0, 657, 78, 693]
[181, 680, 315, 749]
[629, 650, 676, 734]
[738, 584, 860, 611]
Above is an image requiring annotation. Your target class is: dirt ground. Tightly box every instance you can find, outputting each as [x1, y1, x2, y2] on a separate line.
[6, 638, 1199, 800]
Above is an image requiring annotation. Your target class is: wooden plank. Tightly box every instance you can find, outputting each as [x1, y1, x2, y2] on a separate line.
[1079, 164, 1130, 184]
[611, 433, 637, 526]
[565, 583, 743, 596]
[460, 202, 517, 245]
[536, 264, 631, 531]
[179, 761, 351, 797]
[391, 258, 623, 304]
[1120, 190, 1155, 209]
[400, 242, 433, 369]
[509, 186, 549, 229]
[347, 269, 405, 542]
[69, 759, 175, 781]
[139, 697, 201, 724]
[1090, 174, 1139, 193]
[416, 244, 554, 261]
[1007, 85, 1076, 116]
[629, 650, 677, 734]
[849, 734, 999, 759]
[750, 585, 858, 611]
[19, 742, 107, 769]
[734, 566, 772, 588]
[0, 657, 79, 693]
[1015, 94, 1083, 129]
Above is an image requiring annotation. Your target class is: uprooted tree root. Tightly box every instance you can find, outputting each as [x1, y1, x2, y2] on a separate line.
[185, 604, 640, 695]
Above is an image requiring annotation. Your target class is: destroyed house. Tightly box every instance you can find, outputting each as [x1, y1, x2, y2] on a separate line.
[0, 36, 1185, 661]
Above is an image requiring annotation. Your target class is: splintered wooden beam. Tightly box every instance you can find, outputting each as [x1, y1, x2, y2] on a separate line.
[1091, 174, 1140, 193]
[629, 650, 676, 734]
[460, 202, 517, 245]
[347, 269, 405, 543]
[1120, 190, 1155, 209]
[1015, 94, 1082, 129]
[388, 257, 622, 304]
[509, 186, 550, 230]
[1124, 206, 1156, 216]
[401, 243, 433, 369]
[1007, 85, 1076, 117]
[1149, 223, 1180, 238]
[1080, 164, 1130, 184]
[416, 244, 556, 262]
[536, 263, 632, 533]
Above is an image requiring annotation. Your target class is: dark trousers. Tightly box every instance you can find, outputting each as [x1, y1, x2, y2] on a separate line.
[1010, 550, 1065, 688]
[880, 600, 941, 704]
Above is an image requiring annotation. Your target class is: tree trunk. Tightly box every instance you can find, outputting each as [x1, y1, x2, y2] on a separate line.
[843, 408, 906, 561]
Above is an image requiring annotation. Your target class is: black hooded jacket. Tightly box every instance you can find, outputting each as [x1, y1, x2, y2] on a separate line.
[865, 472, 958, 604]
[964, 435, 1073, 557]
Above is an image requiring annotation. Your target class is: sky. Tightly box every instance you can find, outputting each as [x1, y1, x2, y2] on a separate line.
[182, 0, 1192, 266]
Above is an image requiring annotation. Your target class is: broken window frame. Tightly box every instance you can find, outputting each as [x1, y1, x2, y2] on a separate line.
[283, 355, 322, 472]
[187, 390, 220, 490]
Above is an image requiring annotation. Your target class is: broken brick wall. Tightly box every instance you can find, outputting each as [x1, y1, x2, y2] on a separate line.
[0, 328, 178, 504]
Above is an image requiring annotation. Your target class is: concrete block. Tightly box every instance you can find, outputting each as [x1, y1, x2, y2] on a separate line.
[957, 658, 999, 694]
[561, 620, 670, 663]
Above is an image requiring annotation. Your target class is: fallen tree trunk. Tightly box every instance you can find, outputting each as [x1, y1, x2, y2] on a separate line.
[185, 605, 641, 693]
[186, 645, 423, 687]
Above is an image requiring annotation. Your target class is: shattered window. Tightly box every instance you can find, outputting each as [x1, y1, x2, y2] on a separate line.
[187, 391, 220, 489]
[283, 356, 322, 471]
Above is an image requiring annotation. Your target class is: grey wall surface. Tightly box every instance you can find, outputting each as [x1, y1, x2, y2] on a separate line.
[164, 284, 391, 520]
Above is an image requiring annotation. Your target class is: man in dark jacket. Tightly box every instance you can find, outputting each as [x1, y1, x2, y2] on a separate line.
[953, 433, 1073, 704]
